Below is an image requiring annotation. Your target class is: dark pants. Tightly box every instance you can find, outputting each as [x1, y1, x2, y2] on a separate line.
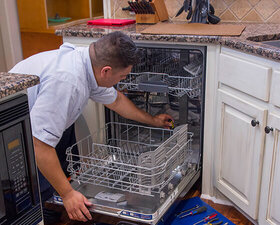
[39, 124, 79, 224]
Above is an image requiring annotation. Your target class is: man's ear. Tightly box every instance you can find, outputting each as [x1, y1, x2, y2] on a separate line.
[100, 66, 112, 78]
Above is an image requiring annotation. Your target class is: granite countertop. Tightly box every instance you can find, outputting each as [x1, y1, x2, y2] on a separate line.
[0, 72, 40, 99]
[55, 22, 280, 61]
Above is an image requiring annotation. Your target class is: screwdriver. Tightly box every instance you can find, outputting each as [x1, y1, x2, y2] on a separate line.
[193, 213, 218, 225]
[176, 204, 200, 217]
[179, 206, 207, 218]
[168, 119, 175, 129]
[210, 222, 223, 225]
[203, 218, 219, 224]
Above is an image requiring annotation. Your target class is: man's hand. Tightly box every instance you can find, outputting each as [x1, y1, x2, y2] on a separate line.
[33, 137, 93, 222]
[152, 114, 174, 129]
[62, 189, 93, 222]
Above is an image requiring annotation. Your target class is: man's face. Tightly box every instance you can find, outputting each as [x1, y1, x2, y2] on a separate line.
[100, 65, 133, 87]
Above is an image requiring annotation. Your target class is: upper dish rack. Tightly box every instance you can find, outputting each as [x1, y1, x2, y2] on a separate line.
[66, 122, 193, 196]
[117, 48, 202, 98]
[117, 72, 201, 98]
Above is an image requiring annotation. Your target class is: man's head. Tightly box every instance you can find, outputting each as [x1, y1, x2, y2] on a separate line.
[89, 31, 140, 87]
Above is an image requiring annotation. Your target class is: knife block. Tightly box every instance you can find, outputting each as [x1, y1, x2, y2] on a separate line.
[136, 14, 159, 24]
[135, 0, 169, 24]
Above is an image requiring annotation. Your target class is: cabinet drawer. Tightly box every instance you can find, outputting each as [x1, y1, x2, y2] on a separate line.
[270, 70, 280, 108]
[219, 52, 272, 101]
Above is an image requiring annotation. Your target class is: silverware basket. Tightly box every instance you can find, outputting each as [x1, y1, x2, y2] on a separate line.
[66, 122, 193, 196]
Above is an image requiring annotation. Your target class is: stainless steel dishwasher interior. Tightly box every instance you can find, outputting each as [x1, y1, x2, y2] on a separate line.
[53, 43, 207, 225]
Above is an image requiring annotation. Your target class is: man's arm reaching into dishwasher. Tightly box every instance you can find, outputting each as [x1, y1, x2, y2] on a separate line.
[105, 90, 174, 129]
[9, 31, 173, 223]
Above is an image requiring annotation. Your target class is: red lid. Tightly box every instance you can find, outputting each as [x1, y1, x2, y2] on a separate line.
[87, 19, 136, 26]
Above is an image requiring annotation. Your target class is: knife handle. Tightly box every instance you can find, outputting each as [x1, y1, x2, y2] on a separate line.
[128, 1, 136, 13]
[138, 2, 146, 14]
[135, 2, 143, 14]
[133, 1, 141, 14]
[140, 1, 149, 14]
[146, 1, 155, 14]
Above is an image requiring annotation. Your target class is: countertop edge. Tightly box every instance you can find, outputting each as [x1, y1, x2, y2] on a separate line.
[55, 23, 280, 62]
[0, 73, 40, 99]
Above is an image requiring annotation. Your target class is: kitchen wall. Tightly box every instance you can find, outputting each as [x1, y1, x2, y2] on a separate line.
[110, 0, 280, 23]
[0, 0, 23, 72]
[0, 27, 7, 72]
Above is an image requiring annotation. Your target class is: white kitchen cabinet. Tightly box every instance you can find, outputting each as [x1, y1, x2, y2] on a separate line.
[215, 89, 267, 219]
[259, 112, 280, 225]
[212, 47, 280, 223]
[219, 52, 272, 102]
[270, 70, 280, 108]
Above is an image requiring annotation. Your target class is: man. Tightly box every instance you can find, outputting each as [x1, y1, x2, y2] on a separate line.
[10, 31, 173, 223]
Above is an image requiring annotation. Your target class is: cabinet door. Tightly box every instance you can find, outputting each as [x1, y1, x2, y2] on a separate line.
[259, 113, 280, 225]
[270, 70, 280, 108]
[215, 90, 267, 219]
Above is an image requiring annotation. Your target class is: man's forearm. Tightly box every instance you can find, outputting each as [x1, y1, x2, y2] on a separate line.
[33, 137, 73, 198]
[105, 91, 157, 126]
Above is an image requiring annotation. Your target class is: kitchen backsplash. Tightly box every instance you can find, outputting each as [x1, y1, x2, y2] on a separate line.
[111, 0, 280, 23]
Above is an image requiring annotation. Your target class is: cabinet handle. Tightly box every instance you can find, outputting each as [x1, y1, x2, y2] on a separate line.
[265, 126, 273, 134]
[251, 120, 259, 127]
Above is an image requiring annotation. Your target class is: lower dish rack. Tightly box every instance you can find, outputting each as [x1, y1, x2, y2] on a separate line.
[66, 122, 193, 196]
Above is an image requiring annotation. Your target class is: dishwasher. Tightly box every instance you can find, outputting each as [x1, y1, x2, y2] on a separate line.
[53, 43, 206, 224]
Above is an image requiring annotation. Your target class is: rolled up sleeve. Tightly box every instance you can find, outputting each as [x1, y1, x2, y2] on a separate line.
[90, 87, 117, 105]
[30, 78, 77, 148]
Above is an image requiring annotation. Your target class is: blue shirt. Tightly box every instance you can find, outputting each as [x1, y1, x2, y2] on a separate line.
[10, 43, 117, 148]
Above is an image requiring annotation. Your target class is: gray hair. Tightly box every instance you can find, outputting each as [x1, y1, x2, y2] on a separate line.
[91, 31, 141, 69]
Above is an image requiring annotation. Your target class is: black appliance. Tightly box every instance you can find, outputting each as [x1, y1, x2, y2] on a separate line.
[0, 93, 42, 225]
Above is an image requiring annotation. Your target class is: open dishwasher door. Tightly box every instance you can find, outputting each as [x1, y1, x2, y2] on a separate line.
[55, 43, 206, 224]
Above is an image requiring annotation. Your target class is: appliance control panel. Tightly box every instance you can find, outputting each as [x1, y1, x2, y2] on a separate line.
[0, 93, 42, 225]
[2, 123, 31, 213]
[10, 148, 28, 198]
